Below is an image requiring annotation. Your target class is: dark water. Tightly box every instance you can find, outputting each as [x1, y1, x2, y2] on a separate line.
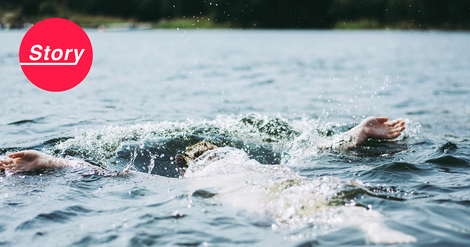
[1, 30, 470, 246]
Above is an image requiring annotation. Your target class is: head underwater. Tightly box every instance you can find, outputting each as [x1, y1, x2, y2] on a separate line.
[175, 141, 218, 175]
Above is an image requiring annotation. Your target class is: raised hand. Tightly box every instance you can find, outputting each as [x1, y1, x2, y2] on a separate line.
[348, 117, 406, 146]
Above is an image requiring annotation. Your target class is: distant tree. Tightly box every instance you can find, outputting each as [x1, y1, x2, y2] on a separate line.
[210, 0, 332, 28]
[2, 0, 469, 29]
[21, 0, 41, 16]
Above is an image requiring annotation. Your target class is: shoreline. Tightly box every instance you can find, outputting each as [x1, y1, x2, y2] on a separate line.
[1, 11, 469, 31]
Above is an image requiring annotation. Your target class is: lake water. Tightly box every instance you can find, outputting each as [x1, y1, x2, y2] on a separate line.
[1, 29, 470, 246]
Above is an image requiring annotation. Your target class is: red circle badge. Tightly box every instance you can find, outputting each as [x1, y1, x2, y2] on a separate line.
[19, 18, 93, 92]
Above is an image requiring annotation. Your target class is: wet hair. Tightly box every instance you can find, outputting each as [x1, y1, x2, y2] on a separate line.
[174, 154, 187, 168]
[175, 141, 218, 169]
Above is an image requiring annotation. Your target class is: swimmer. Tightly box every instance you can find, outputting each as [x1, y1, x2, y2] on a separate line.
[0, 117, 414, 244]
[0, 117, 405, 173]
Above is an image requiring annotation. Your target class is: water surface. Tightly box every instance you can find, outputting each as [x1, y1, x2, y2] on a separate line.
[0, 29, 470, 246]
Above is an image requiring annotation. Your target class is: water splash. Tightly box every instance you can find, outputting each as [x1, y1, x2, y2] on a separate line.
[52, 114, 420, 174]
[182, 147, 416, 244]
[400, 118, 421, 140]
[53, 114, 296, 169]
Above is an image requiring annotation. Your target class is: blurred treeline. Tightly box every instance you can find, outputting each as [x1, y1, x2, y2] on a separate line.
[1, 0, 470, 29]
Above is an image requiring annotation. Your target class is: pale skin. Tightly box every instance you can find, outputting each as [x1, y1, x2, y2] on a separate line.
[0, 150, 70, 173]
[342, 117, 405, 149]
[0, 117, 405, 173]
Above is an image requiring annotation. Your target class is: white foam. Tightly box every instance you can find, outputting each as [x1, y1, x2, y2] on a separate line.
[52, 115, 419, 243]
[184, 147, 416, 244]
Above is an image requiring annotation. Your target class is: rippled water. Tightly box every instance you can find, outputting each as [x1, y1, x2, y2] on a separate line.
[1, 29, 470, 246]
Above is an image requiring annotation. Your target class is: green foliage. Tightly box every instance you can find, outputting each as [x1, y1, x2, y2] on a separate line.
[40, 1, 59, 16]
[155, 18, 230, 29]
[334, 19, 381, 29]
[329, 0, 470, 29]
[1, 0, 470, 29]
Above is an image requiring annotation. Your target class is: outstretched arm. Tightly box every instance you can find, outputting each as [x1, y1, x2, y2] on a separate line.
[0, 150, 73, 173]
[340, 117, 406, 149]
[1, 150, 129, 176]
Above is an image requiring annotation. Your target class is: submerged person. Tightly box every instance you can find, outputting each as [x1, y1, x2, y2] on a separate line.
[0, 117, 416, 244]
[0, 117, 405, 173]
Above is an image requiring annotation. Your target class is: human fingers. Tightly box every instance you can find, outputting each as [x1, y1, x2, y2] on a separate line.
[394, 124, 406, 132]
[387, 119, 405, 127]
[386, 119, 398, 125]
[0, 162, 16, 172]
[388, 125, 405, 134]
[388, 131, 402, 139]
[8, 151, 26, 159]
[0, 159, 14, 168]
[376, 117, 389, 124]
[387, 125, 405, 138]
[395, 120, 405, 127]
